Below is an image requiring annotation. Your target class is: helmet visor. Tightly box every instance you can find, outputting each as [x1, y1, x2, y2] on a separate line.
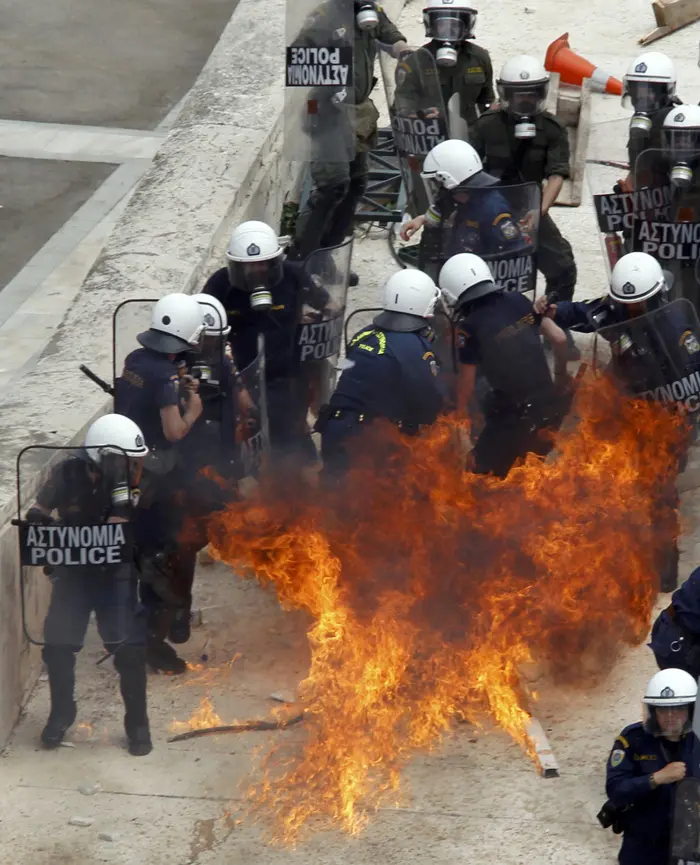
[425, 9, 475, 41]
[664, 126, 700, 155]
[643, 703, 692, 737]
[227, 254, 284, 294]
[498, 82, 548, 117]
[622, 80, 672, 113]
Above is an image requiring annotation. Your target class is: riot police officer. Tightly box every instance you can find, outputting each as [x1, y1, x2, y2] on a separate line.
[400, 139, 527, 277]
[28, 414, 152, 755]
[603, 668, 697, 865]
[289, 0, 408, 268]
[115, 292, 205, 674]
[650, 565, 700, 680]
[167, 293, 246, 645]
[439, 252, 570, 478]
[623, 52, 682, 181]
[469, 56, 578, 318]
[203, 220, 331, 467]
[537, 252, 700, 592]
[398, 0, 494, 130]
[317, 269, 444, 476]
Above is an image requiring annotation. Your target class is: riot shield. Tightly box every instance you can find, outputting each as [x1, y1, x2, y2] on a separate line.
[380, 47, 449, 218]
[16, 445, 136, 646]
[112, 298, 158, 388]
[237, 333, 270, 478]
[670, 778, 700, 865]
[284, 0, 355, 166]
[296, 238, 352, 414]
[632, 147, 700, 310]
[593, 299, 700, 413]
[423, 182, 541, 293]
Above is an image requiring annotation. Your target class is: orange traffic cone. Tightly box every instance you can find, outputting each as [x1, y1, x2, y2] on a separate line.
[545, 33, 623, 95]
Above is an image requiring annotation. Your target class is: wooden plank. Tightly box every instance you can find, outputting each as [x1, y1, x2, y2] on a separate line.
[640, 0, 700, 43]
[659, 0, 700, 29]
[525, 716, 560, 778]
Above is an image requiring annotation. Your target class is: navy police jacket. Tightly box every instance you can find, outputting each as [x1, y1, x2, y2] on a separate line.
[329, 327, 445, 427]
[606, 722, 695, 853]
[429, 190, 526, 259]
[114, 348, 180, 453]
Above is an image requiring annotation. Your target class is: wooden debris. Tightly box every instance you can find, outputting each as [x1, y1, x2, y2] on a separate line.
[525, 716, 560, 778]
[546, 73, 592, 208]
[640, 0, 700, 45]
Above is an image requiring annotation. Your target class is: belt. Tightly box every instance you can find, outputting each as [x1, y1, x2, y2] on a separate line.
[665, 603, 697, 654]
[328, 408, 421, 432]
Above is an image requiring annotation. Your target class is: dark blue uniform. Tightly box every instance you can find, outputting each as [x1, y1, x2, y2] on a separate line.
[35, 455, 148, 748]
[457, 291, 566, 478]
[606, 722, 694, 865]
[320, 327, 445, 475]
[555, 296, 699, 592]
[650, 566, 700, 678]
[114, 346, 192, 660]
[430, 190, 526, 259]
[203, 261, 325, 463]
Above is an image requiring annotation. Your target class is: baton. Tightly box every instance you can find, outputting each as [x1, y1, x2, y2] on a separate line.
[79, 364, 115, 397]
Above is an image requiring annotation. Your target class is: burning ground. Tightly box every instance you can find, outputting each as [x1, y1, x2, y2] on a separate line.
[197, 375, 685, 841]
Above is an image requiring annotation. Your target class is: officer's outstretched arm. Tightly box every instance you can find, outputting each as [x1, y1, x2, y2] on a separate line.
[160, 398, 202, 443]
[540, 318, 568, 378]
[457, 364, 477, 416]
[542, 175, 564, 215]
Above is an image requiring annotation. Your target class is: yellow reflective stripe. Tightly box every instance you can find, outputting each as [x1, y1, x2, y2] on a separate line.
[492, 212, 514, 226]
[616, 735, 629, 749]
[349, 329, 387, 355]
[422, 351, 435, 361]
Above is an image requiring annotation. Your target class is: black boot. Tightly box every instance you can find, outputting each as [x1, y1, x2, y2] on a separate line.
[146, 635, 187, 675]
[41, 647, 77, 749]
[114, 647, 153, 756]
[168, 608, 191, 645]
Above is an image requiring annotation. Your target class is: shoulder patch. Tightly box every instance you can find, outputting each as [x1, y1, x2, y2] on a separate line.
[610, 749, 625, 768]
[681, 329, 700, 354]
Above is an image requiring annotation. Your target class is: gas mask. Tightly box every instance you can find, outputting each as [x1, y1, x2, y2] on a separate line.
[664, 125, 700, 189]
[423, 9, 476, 66]
[227, 254, 284, 311]
[355, 1, 379, 30]
[498, 82, 548, 139]
[101, 453, 144, 509]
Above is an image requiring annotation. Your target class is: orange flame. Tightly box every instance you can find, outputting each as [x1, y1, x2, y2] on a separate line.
[208, 374, 685, 841]
[170, 697, 223, 734]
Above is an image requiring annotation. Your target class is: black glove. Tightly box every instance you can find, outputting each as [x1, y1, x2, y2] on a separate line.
[26, 507, 54, 526]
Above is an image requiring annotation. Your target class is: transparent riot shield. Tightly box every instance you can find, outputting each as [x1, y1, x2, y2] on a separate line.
[593, 299, 700, 413]
[237, 333, 270, 478]
[297, 238, 352, 415]
[632, 147, 700, 310]
[671, 778, 700, 865]
[380, 47, 449, 218]
[423, 182, 541, 293]
[112, 298, 158, 388]
[587, 117, 635, 277]
[16, 445, 136, 647]
[285, 0, 355, 166]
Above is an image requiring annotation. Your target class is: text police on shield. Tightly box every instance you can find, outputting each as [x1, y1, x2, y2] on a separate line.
[19, 522, 134, 567]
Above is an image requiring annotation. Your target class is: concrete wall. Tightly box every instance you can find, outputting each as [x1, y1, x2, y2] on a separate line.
[0, 0, 407, 749]
[0, 0, 295, 747]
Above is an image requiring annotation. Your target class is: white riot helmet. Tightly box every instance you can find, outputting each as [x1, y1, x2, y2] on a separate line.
[137, 293, 205, 355]
[497, 56, 550, 139]
[438, 253, 499, 309]
[421, 140, 498, 204]
[623, 53, 677, 135]
[663, 105, 700, 188]
[84, 414, 149, 507]
[643, 668, 697, 736]
[373, 269, 441, 332]
[610, 252, 668, 305]
[196, 294, 230, 336]
[226, 220, 284, 310]
[355, 0, 379, 30]
[423, 0, 477, 67]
